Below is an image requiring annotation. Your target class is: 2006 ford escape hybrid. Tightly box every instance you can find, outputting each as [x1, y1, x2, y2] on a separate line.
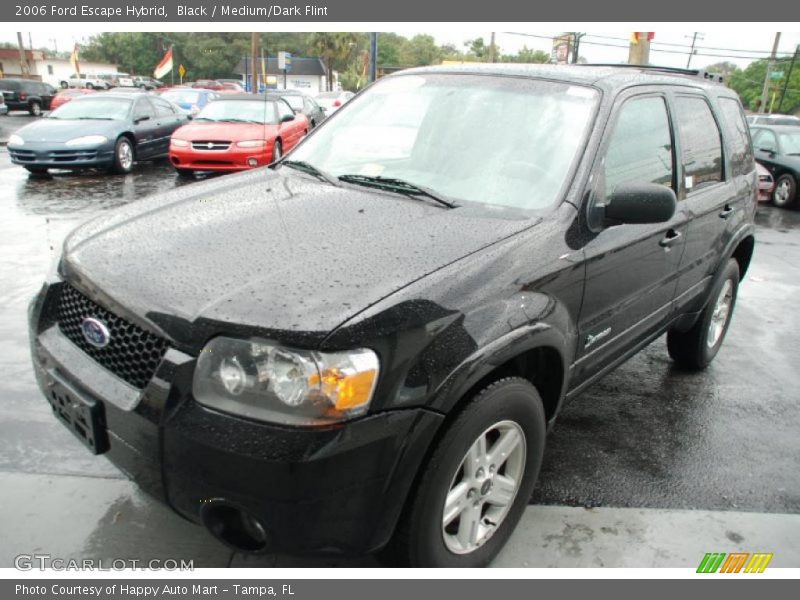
[29, 64, 756, 567]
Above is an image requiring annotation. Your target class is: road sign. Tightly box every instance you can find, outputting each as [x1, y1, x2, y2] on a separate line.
[178, 64, 186, 78]
[769, 71, 783, 80]
[278, 51, 292, 72]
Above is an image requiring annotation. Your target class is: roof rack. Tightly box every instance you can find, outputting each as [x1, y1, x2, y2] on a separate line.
[574, 63, 724, 84]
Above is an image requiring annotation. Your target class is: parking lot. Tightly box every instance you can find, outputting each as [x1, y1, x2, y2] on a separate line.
[0, 111, 798, 568]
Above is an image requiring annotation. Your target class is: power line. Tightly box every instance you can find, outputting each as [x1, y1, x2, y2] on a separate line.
[581, 33, 787, 55]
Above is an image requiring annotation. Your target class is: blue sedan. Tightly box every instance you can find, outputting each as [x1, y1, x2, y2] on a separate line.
[6, 91, 188, 174]
[158, 88, 219, 117]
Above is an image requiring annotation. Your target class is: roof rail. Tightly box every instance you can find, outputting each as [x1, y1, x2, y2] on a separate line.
[574, 63, 725, 84]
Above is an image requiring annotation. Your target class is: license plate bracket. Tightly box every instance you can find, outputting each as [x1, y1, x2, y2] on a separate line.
[46, 374, 109, 455]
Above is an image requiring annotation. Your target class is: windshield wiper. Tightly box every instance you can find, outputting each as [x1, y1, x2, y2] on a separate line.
[337, 174, 458, 209]
[279, 160, 339, 186]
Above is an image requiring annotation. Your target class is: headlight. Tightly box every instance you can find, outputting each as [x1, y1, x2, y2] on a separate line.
[65, 135, 108, 147]
[8, 134, 24, 146]
[236, 140, 266, 148]
[171, 138, 189, 147]
[193, 337, 379, 426]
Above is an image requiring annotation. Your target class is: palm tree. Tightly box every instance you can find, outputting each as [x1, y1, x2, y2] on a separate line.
[310, 32, 361, 91]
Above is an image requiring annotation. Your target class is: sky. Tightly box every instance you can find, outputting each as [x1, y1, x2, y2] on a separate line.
[3, 29, 799, 71]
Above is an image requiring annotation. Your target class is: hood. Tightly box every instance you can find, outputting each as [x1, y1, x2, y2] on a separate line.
[17, 118, 123, 144]
[61, 169, 536, 349]
[173, 121, 275, 141]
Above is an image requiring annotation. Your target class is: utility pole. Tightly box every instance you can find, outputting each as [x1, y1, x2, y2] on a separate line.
[777, 45, 799, 113]
[571, 32, 584, 64]
[628, 33, 651, 65]
[16, 32, 31, 78]
[250, 32, 258, 94]
[368, 33, 377, 83]
[489, 32, 497, 63]
[686, 32, 704, 68]
[760, 32, 781, 114]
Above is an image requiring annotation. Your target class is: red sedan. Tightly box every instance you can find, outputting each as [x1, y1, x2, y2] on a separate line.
[49, 88, 96, 110]
[169, 94, 308, 175]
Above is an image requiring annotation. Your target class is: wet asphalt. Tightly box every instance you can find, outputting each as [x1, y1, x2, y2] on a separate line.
[0, 111, 798, 565]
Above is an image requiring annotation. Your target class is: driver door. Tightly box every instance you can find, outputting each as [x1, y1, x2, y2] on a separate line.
[132, 97, 159, 159]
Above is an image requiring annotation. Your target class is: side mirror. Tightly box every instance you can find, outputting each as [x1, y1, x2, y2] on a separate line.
[280, 114, 295, 123]
[603, 182, 677, 226]
[134, 115, 150, 124]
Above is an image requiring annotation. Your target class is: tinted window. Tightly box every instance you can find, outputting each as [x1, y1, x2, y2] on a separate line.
[134, 98, 157, 120]
[0, 80, 21, 91]
[151, 97, 176, 117]
[718, 97, 754, 176]
[600, 96, 674, 203]
[753, 129, 778, 152]
[674, 96, 723, 190]
[276, 99, 294, 120]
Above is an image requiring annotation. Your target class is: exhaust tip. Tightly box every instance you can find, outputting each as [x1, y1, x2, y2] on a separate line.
[201, 500, 269, 553]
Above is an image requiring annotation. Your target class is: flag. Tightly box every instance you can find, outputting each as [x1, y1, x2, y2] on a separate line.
[70, 44, 80, 76]
[154, 46, 173, 79]
[630, 32, 655, 45]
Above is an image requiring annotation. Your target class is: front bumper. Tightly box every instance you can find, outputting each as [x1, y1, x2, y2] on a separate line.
[9, 141, 115, 169]
[169, 145, 273, 172]
[29, 281, 443, 555]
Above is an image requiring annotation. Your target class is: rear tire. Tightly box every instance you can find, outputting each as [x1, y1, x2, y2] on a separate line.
[772, 174, 796, 209]
[382, 377, 546, 567]
[29, 101, 42, 116]
[111, 137, 135, 174]
[667, 259, 740, 370]
[85, 83, 94, 90]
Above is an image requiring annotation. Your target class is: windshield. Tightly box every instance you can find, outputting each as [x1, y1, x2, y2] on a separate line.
[290, 74, 599, 210]
[780, 132, 800, 154]
[161, 90, 201, 105]
[282, 95, 304, 110]
[48, 97, 132, 120]
[195, 100, 277, 124]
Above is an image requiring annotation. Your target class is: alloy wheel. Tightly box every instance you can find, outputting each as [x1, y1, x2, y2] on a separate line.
[441, 420, 526, 554]
[707, 279, 733, 348]
[118, 142, 133, 171]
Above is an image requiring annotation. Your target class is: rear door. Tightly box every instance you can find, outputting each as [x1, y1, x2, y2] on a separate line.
[573, 90, 686, 387]
[150, 96, 185, 154]
[131, 97, 160, 159]
[670, 93, 739, 314]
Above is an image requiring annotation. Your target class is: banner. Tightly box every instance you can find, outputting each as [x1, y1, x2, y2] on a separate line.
[154, 46, 173, 79]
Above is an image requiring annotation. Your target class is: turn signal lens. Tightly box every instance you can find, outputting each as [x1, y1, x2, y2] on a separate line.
[171, 138, 189, 147]
[237, 140, 266, 148]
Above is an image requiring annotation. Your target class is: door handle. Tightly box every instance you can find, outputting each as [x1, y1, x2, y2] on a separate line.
[719, 205, 734, 219]
[659, 229, 682, 248]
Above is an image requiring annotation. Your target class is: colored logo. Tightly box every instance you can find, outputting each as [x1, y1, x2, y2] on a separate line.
[697, 552, 773, 573]
[81, 317, 111, 348]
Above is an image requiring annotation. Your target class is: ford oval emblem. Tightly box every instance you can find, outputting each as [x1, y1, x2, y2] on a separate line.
[81, 317, 111, 348]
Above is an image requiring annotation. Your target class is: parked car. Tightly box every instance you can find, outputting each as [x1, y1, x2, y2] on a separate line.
[7, 91, 189, 175]
[0, 79, 56, 115]
[132, 76, 164, 90]
[0, 94, 7, 116]
[68, 73, 108, 90]
[159, 88, 219, 116]
[277, 90, 326, 129]
[169, 94, 308, 175]
[27, 64, 756, 567]
[746, 113, 800, 127]
[192, 79, 225, 91]
[751, 125, 800, 208]
[49, 88, 97, 111]
[756, 162, 775, 202]
[315, 89, 355, 114]
[219, 82, 246, 93]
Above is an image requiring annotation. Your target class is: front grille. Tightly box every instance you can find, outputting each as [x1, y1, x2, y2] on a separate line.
[56, 284, 168, 389]
[191, 141, 231, 151]
[48, 149, 98, 162]
[9, 149, 35, 162]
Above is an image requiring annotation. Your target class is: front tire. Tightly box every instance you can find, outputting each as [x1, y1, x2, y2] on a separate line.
[383, 377, 546, 567]
[111, 137, 135, 174]
[176, 168, 195, 178]
[772, 174, 796, 209]
[668, 258, 740, 370]
[25, 166, 49, 175]
[270, 140, 282, 163]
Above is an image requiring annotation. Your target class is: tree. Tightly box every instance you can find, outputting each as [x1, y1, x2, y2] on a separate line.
[401, 35, 442, 67]
[705, 61, 739, 78]
[503, 46, 550, 64]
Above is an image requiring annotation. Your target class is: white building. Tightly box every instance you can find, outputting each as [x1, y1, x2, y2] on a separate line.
[0, 48, 117, 88]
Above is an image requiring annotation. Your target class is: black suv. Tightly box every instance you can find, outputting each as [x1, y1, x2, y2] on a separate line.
[0, 78, 56, 115]
[28, 65, 756, 567]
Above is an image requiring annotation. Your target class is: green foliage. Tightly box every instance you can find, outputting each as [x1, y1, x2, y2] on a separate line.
[726, 56, 800, 114]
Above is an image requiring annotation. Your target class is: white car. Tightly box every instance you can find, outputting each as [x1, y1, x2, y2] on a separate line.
[68, 74, 108, 90]
[315, 90, 355, 115]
